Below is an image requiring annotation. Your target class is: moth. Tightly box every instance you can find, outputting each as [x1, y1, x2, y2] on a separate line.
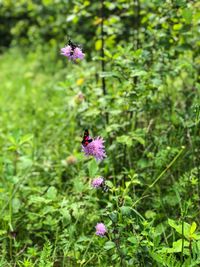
[81, 129, 93, 147]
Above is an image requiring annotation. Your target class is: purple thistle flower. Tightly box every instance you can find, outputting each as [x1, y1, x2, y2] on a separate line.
[82, 137, 106, 161]
[60, 45, 72, 58]
[95, 223, 107, 236]
[91, 177, 104, 188]
[73, 47, 84, 60]
[60, 45, 84, 61]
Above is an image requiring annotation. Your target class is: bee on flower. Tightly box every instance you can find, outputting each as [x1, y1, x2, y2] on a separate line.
[60, 39, 84, 61]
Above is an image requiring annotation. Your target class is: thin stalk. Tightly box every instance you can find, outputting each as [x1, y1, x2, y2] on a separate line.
[100, 0, 108, 124]
[9, 186, 13, 260]
[148, 146, 185, 189]
[122, 145, 127, 187]
[142, 146, 185, 196]
[130, 0, 140, 120]
[108, 215, 125, 267]
[100, 0, 106, 96]
[181, 218, 184, 263]
[9, 150, 18, 260]
[81, 234, 95, 264]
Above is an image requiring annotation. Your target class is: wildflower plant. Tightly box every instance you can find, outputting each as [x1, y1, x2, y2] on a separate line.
[95, 223, 107, 237]
[60, 44, 84, 61]
[82, 136, 106, 161]
[91, 177, 104, 188]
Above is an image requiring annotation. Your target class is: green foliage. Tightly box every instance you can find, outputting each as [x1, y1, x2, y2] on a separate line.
[0, 0, 200, 266]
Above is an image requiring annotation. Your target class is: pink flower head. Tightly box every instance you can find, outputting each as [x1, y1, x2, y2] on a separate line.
[95, 223, 107, 236]
[60, 45, 84, 61]
[91, 177, 104, 188]
[82, 137, 106, 161]
[73, 47, 84, 60]
[60, 45, 72, 58]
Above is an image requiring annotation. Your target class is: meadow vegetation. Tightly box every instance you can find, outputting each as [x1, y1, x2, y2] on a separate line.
[0, 0, 200, 266]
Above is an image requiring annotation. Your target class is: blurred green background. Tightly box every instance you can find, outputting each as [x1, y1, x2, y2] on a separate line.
[0, 0, 200, 266]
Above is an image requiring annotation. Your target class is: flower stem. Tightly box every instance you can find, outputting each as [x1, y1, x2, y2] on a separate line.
[100, 0, 109, 124]
[100, 0, 106, 96]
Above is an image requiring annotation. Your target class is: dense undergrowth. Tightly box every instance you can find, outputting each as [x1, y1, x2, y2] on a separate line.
[0, 43, 199, 266]
[0, 1, 200, 266]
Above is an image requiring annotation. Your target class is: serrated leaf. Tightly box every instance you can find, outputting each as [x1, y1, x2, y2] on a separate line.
[19, 134, 33, 145]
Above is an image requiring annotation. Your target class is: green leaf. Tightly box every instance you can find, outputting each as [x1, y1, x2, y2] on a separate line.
[61, 208, 71, 225]
[0, 230, 7, 236]
[173, 24, 182, 31]
[127, 236, 137, 244]
[190, 222, 197, 235]
[104, 241, 115, 250]
[182, 9, 193, 24]
[168, 219, 191, 239]
[95, 40, 102, 51]
[159, 239, 189, 254]
[19, 134, 33, 145]
[46, 186, 57, 200]
[130, 70, 147, 77]
[104, 49, 112, 58]
[88, 159, 98, 177]
[145, 210, 156, 219]
[120, 206, 132, 216]
[99, 71, 116, 78]
[117, 134, 145, 147]
[131, 134, 145, 146]
[106, 180, 113, 188]
[116, 135, 132, 147]
[12, 198, 21, 213]
[172, 239, 188, 252]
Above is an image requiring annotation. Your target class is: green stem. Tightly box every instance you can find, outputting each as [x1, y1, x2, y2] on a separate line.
[100, 0, 108, 124]
[141, 146, 185, 199]
[181, 219, 184, 263]
[100, 0, 106, 96]
[81, 234, 95, 264]
[9, 186, 13, 260]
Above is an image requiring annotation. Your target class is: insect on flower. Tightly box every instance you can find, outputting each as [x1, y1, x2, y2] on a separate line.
[81, 129, 106, 161]
[60, 39, 85, 61]
[81, 129, 93, 147]
[91, 177, 109, 192]
[68, 39, 78, 56]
